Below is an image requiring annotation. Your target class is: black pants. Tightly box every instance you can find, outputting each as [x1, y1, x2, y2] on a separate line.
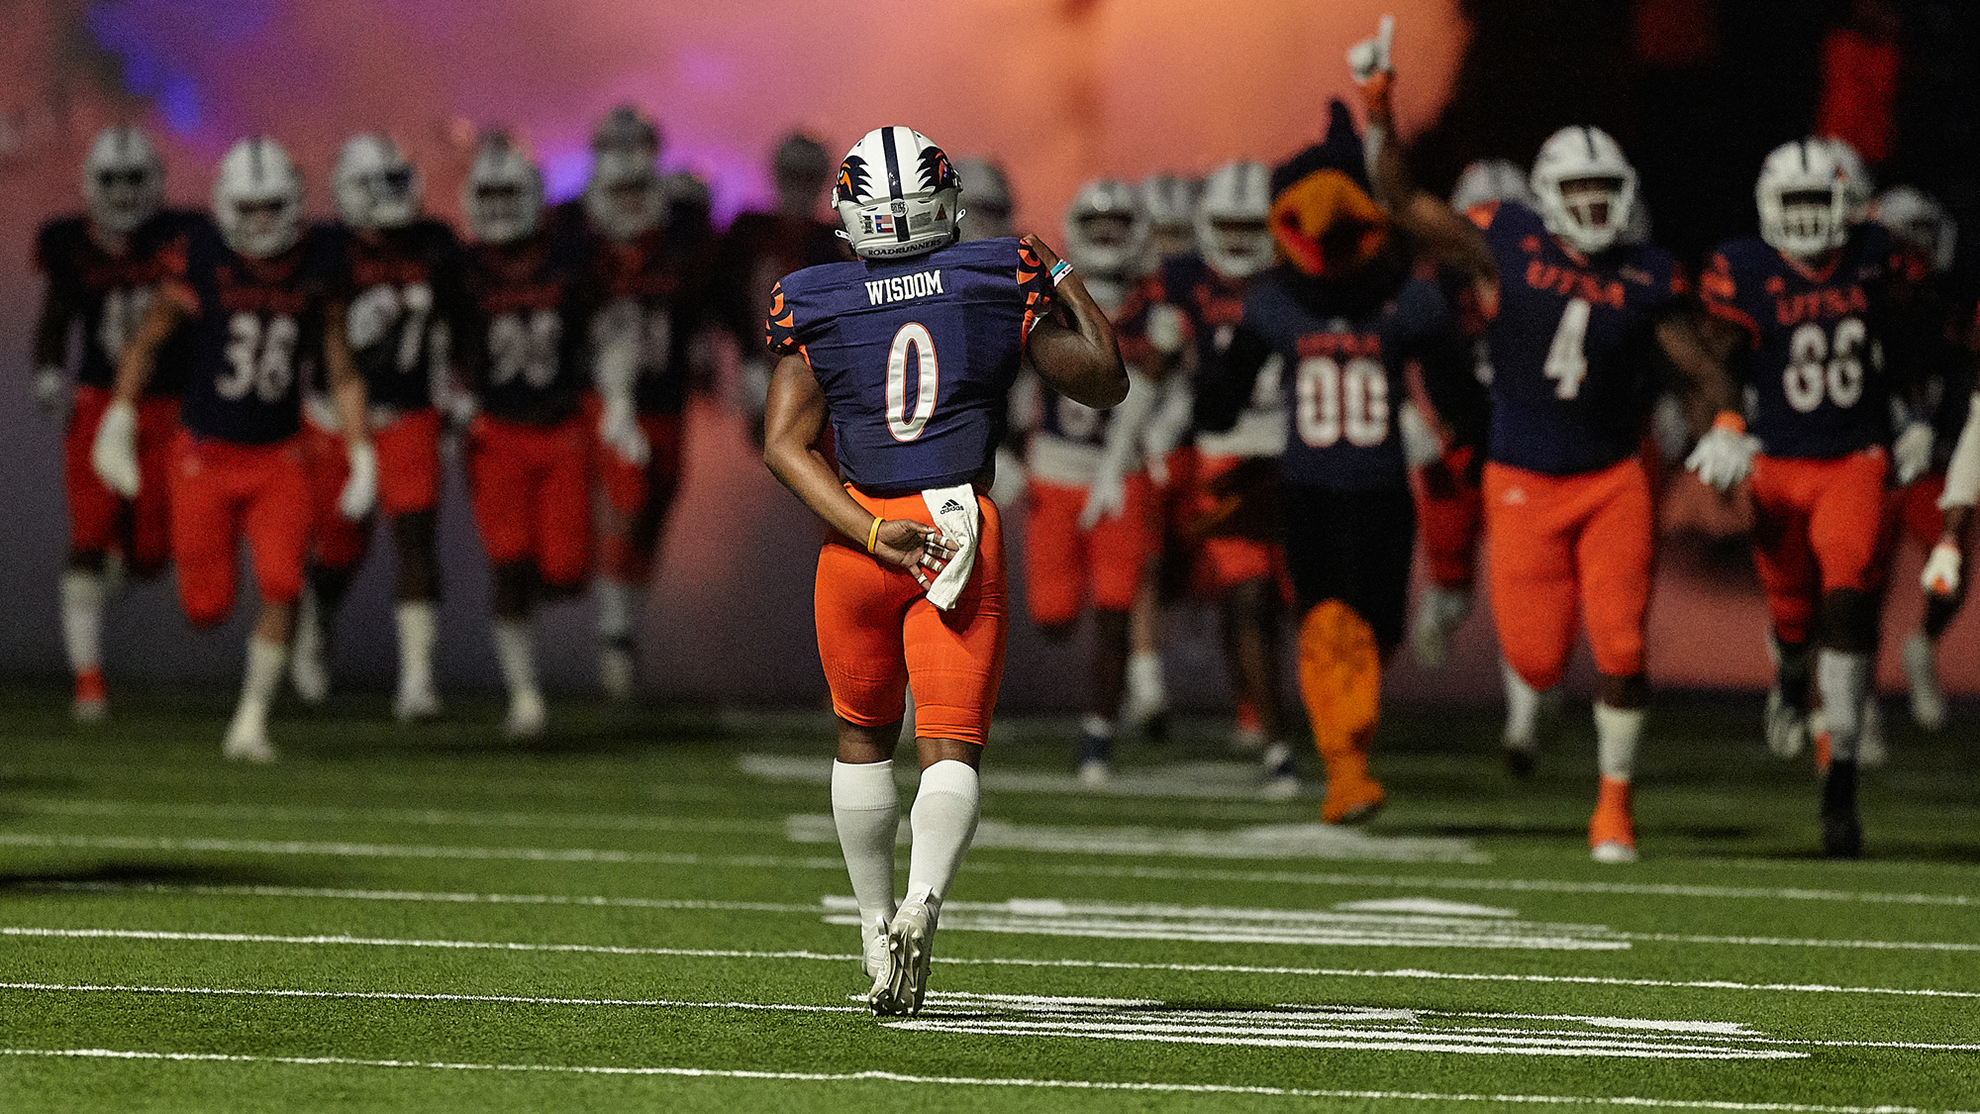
[1279, 481, 1416, 654]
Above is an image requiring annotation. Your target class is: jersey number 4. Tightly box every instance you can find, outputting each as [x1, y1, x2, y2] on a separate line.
[1543, 298, 1592, 400]
[1295, 355, 1389, 448]
[1784, 317, 1868, 413]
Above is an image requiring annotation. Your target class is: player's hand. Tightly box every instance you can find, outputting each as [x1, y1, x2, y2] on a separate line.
[90, 399, 140, 498]
[1079, 469, 1127, 530]
[338, 439, 378, 520]
[33, 366, 66, 418]
[1398, 400, 1442, 468]
[1921, 540, 1961, 599]
[873, 518, 954, 588]
[1146, 303, 1186, 357]
[1685, 413, 1759, 493]
[1893, 421, 1935, 487]
[1347, 14, 1395, 83]
[600, 396, 650, 467]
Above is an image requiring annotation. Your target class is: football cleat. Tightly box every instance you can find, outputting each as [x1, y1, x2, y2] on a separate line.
[1820, 759, 1863, 859]
[861, 913, 893, 981]
[1076, 719, 1113, 787]
[599, 640, 636, 703]
[394, 684, 443, 723]
[873, 896, 934, 1018]
[1764, 687, 1808, 759]
[222, 714, 277, 764]
[1901, 631, 1946, 732]
[1260, 742, 1300, 801]
[72, 669, 108, 724]
[1501, 735, 1538, 778]
[1588, 776, 1638, 863]
[504, 689, 547, 741]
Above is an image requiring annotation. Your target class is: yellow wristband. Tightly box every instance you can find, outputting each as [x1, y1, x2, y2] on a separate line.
[866, 516, 882, 554]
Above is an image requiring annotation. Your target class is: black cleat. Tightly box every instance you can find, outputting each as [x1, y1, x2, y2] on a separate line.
[1820, 759, 1863, 860]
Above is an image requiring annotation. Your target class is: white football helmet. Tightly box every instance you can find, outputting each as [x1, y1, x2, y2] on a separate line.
[1141, 173, 1200, 262]
[1823, 136, 1874, 223]
[1449, 158, 1535, 213]
[953, 157, 1013, 242]
[1756, 138, 1851, 261]
[83, 125, 164, 236]
[213, 136, 304, 259]
[1529, 126, 1638, 255]
[1194, 161, 1273, 279]
[585, 146, 664, 242]
[1874, 185, 1957, 274]
[591, 103, 661, 158]
[1062, 179, 1147, 275]
[461, 134, 543, 245]
[833, 126, 961, 260]
[334, 133, 421, 231]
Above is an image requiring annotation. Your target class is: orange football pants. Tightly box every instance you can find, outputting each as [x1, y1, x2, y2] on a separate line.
[1484, 456, 1654, 689]
[1024, 474, 1157, 626]
[465, 412, 593, 588]
[65, 385, 178, 573]
[1747, 449, 1890, 644]
[168, 430, 311, 627]
[301, 409, 443, 570]
[815, 486, 1007, 746]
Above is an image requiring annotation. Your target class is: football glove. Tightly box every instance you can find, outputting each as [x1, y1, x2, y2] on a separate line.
[90, 399, 140, 497]
[1346, 14, 1395, 84]
[600, 394, 650, 467]
[1921, 540, 1961, 599]
[1685, 413, 1759, 492]
[1892, 421, 1935, 487]
[1145, 303, 1186, 357]
[338, 439, 378, 520]
[1079, 466, 1126, 530]
[34, 366, 66, 418]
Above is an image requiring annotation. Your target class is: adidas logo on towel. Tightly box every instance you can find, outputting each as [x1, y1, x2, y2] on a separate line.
[939, 499, 965, 514]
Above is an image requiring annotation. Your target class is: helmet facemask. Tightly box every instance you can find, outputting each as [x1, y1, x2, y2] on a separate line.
[1195, 161, 1272, 278]
[462, 137, 543, 246]
[83, 126, 164, 237]
[1530, 127, 1638, 256]
[214, 137, 304, 260]
[1756, 139, 1851, 263]
[334, 134, 422, 231]
[1061, 180, 1145, 274]
[585, 148, 665, 242]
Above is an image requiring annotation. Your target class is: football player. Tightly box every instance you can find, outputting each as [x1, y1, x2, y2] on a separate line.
[1407, 159, 1531, 677]
[452, 133, 599, 740]
[1870, 187, 1968, 732]
[710, 131, 852, 443]
[32, 125, 191, 721]
[1116, 160, 1296, 786]
[1357, 35, 1743, 861]
[92, 136, 374, 760]
[1195, 105, 1466, 825]
[1692, 138, 1924, 857]
[576, 117, 709, 701]
[952, 157, 1015, 243]
[764, 125, 1124, 1018]
[1020, 179, 1161, 785]
[288, 133, 463, 720]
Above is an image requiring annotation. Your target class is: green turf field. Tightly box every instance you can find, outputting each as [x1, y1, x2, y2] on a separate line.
[1, 683, 1976, 1112]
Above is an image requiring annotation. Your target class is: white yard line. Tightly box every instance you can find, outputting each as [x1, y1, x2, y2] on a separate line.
[6, 925, 1977, 999]
[7, 831, 1976, 912]
[9, 798, 780, 835]
[0, 1047, 1973, 1112]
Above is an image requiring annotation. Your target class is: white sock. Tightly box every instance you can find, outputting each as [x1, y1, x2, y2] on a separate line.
[1817, 649, 1872, 762]
[831, 759, 900, 926]
[1081, 714, 1115, 740]
[396, 601, 438, 695]
[597, 579, 641, 643]
[60, 569, 107, 673]
[237, 636, 287, 730]
[294, 585, 323, 658]
[1127, 650, 1165, 706]
[493, 618, 540, 700]
[905, 759, 981, 913]
[1502, 659, 1542, 745]
[1593, 702, 1643, 782]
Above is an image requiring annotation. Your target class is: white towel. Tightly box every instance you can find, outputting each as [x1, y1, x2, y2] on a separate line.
[920, 483, 981, 611]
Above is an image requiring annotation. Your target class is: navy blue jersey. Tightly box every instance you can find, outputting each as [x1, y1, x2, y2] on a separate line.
[580, 223, 707, 416]
[1473, 201, 1685, 475]
[33, 210, 196, 394]
[1701, 224, 1903, 459]
[176, 217, 336, 445]
[325, 219, 465, 413]
[767, 237, 1052, 496]
[1219, 265, 1456, 490]
[456, 232, 596, 426]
